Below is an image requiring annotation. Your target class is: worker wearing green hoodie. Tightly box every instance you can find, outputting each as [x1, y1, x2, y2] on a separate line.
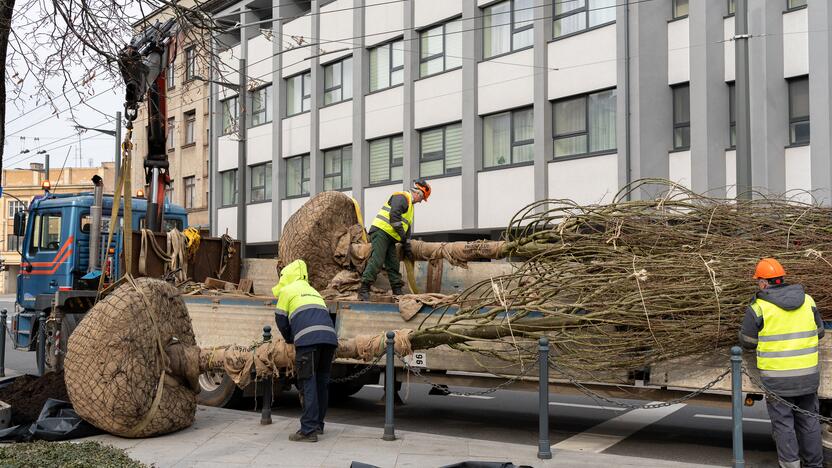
[272, 259, 338, 443]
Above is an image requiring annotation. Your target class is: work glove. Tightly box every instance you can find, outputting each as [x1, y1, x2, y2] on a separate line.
[402, 241, 414, 261]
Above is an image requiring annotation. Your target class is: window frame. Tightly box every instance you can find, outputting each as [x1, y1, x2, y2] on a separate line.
[483, 0, 535, 60]
[249, 162, 273, 202]
[482, 106, 535, 169]
[220, 169, 238, 207]
[29, 211, 62, 255]
[368, 135, 404, 185]
[221, 96, 239, 135]
[324, 57, 353, 106]
[7, 200, 26, 218]
[727, 0, 736, 15]
[166, 55, 176, 89]
[728, 82, 736, 148]
[788, 75, 810, 146]
[183, 176, 196, 210]
[419, 122, 463, 177]
[166, 117, 176, 151]
[419, 18, 462, 78]
[249, 84, 273, 127]
[552, 0, 617, 40]
[552, 88, 617, 159]
[323, 145, 353, 191]
[369, 39, 405, 93]
[6, 234, 18, 252]
[787, 0, 807, 11]
[185, 46, 196, 82]
[184, 110, 196, 145]
[286, 71, 312, 116]
[672, 83, 691, 151]
[672, 0, 689, 19]
[285, 155, 311, 198]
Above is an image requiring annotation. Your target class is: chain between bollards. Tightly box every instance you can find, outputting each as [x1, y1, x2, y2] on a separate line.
[382, 331, 396, 441]
[261, 325, 273, 425]
[0, 309, 6, 378]
[37, 312, 46, 376]
[537, 338, 552, 460]
[730, 346, 745, 468]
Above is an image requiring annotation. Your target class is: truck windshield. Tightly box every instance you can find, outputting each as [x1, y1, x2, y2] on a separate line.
[29, 212, 62, 254]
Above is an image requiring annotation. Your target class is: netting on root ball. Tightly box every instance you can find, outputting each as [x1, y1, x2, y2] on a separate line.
[64, 278, 198, 438]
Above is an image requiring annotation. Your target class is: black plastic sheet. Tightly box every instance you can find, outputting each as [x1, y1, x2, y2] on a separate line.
[0, 399, 101, 442]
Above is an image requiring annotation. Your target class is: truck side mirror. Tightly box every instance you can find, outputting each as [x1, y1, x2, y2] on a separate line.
[13, 211, 25, 237]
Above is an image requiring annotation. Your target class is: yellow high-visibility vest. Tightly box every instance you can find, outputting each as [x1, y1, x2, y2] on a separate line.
[752, 294, 819, 378]
[371, 191, 413, 242]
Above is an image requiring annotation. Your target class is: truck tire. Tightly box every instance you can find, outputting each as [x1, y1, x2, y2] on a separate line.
[40, 313, 83, 373]
[197, 371, 239, 407]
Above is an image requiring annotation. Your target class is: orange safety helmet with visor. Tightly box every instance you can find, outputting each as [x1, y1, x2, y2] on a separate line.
[753, 258, 786, 284]
[413, 178, 431, 201]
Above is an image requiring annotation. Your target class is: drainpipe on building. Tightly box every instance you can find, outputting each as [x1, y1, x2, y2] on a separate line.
[624, 0, 632, 198]
[735, 0, 752, 199]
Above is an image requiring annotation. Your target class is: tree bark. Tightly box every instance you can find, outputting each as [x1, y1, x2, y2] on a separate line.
[0, 0, 16, 174]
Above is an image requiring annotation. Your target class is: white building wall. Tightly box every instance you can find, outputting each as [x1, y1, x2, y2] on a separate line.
[281, 197, 310, 229]
[320, 101, 354, 149]
[414, 0, 462, 29]
[548, 24, 617, 100]
[478, 49, 534, 115]
[783, 9, 809, 79]
[218, 136, 238, 171]
[282, 113, 311, 157]
[668, 150, 693, 189]
[668, 18, 690, 85]
[218, 46, 241, 99]
[247, 124, 273, 165]
[724, 17, 735, 82]
[247, 34, 273, 79]
[246, 203, 273, 243]
[365, 0, 403, 47]
[282, 15, 312, 78]
[414, 70, 463, 129]
[785, 145, 812, 203]
[217, 207, 237, 238]
[414, 176, 462, 233]
[319, 0, 355, 64]
[725, 150, 737, 199]
[364, 184, 402, 228]
[365, 87, 404, 139]
[477, 166, 535, 229]
[548, 154, 618, 205]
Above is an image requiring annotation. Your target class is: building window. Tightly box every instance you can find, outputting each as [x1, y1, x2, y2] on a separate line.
[221, 170, 237, 206]
[554, 0, 617, 39]
[483, 0, 534, 59]
[185, 47, 196, 81]
[287, 72, 311, 116]
[369, 40, 404, 92]
[166, 117, 176, 150]
[166, 56, 175, 88]
[788, 76, 810, 145]
[7, 200, 26, 218]
[369, 135, 404, 184]
[250, 162, 272, 202]
[221, 96, 238, 135]
[672, 84, 690, 150]
[324, 57, 353, 105]
[420, 123, 462, 177]
[6, 235, 18, 252]
[184, 111, 196, 145]
[250, 85, 273, 127]
[420, 19, 462, 77]
[728, 83, 736, 148]
[324, 146, 352, 190]
[728, 0, 735, 15]
[286, 155, 310, 197]
[483, 107, 534, 168]
[183, 176, 195, 209]
[166, 185, 174, 203]
[553, 89, 617, 158]
[672, 0, 689, 18]
[29, 212, 62, 254]
[788, 0, 807, 9]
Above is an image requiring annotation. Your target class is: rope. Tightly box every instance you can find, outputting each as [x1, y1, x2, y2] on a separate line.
[97, 126, 133, 294]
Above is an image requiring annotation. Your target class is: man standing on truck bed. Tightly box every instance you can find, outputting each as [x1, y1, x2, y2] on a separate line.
[357, 179, 431, 301]
[739, 258, 824, 468]
[272, 259, 339, 442]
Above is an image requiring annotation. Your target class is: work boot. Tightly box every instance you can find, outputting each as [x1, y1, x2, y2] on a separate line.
[357, 283, 370, 301]
[289, 431, 318, 442]
[316, 427, 324, 435]
[392, 286, 404, 296]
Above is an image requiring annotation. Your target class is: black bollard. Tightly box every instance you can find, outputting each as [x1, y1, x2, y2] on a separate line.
[37, 312, 46, 376]
[0, 309, 6, 378]
[382, 331, 396, 441]
[731, 346, 745, 468]
[261, 325, 273, 425]
[537, 338, 552, 459]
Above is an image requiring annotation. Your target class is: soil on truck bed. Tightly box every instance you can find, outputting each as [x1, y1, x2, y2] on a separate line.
[0, 372, 69, 425]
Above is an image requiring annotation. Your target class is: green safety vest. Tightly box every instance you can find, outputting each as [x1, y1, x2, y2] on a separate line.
[752, 294, 819, 378]
[371, 191, 414, 242]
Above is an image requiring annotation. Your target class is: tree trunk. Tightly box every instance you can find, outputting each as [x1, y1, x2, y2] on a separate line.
[0, 0, 17, 174]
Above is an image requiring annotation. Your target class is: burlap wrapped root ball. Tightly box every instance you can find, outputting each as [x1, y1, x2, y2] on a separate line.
[65, 278, 199, 438]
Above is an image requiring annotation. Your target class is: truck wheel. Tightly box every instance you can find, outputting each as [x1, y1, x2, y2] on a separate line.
[197, 371, 239, 407]
[40, 313, 83, 373]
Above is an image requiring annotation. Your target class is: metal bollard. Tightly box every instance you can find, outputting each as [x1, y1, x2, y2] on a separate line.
[731, 346, 745, 468]
[0, 309, 6, 378]
[382, 331, 396, 441]
[261, 325, 273, 425]
[37, 312, 46, 376]
[538, 338, 553, 459]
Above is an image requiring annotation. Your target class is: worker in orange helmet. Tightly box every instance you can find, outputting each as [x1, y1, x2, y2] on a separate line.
[357, 179, 431, 301]
[739, 258, 824, 468]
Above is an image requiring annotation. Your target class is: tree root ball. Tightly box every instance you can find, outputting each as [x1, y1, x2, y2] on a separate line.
[65, 278, 198, 438]
[278, 191, 362, 290]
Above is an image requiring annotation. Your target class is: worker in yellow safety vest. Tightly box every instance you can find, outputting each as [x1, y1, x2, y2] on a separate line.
[357, 179, 431, 301]
[739, 258, 824, 468]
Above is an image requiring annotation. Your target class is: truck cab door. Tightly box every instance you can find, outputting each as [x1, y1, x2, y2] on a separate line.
[19, 211, 69, 305]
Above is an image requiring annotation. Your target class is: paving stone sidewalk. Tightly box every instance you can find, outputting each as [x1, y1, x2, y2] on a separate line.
[82, 406, 723, 468]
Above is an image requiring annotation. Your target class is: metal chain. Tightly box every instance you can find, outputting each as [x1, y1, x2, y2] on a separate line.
[329, 354, 385, 384]
[741, 367, 832, 424]
[396, 353, 540, 397]
[548, 357, 732, 410]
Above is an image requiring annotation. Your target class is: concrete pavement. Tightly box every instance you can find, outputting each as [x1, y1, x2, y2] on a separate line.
[83, 406, 721, 468]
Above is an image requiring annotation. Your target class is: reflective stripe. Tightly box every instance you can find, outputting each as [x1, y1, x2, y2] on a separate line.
[757, 346, 817, 358]
[381, 206, 391, 212]
[293, 325, 337, 342]
[779, 460, 800, 468]
[289, 303, 327, 322]
[758, 330, 818, 342]
[740, 334, 758, 344]
[275, 309, 288, 317]
[759, 366, 819, 378]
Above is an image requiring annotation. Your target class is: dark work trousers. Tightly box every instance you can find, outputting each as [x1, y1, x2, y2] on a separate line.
[765, 393, 823, 468]
[295, 344, 336, 435]
[360, 229, 403, 289]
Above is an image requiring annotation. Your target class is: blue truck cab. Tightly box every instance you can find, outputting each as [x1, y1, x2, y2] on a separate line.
[12, 191, 187, 352]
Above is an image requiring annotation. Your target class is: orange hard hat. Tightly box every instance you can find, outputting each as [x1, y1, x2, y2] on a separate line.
[413, 178, 431, 201]
[753, 258, 786, 280]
